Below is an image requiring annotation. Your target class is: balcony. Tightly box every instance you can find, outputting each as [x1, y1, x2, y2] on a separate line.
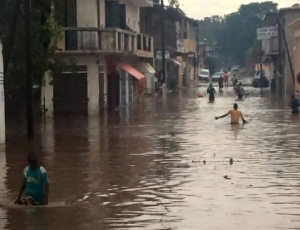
[57, 27, 154, 58]
[263, 36, 279, 55]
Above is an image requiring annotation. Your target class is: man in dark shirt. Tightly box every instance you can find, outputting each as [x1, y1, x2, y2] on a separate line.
[289, 95, 299, 114]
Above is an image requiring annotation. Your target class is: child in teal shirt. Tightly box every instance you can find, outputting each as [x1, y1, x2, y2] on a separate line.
[15, 153, 49, 205]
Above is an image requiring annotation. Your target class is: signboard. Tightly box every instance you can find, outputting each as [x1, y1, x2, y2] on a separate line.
[176, 39, 185, 53]
[155, 51, 170, 59]
[32, 79, 41, 93]
[257, 27, 278, 40]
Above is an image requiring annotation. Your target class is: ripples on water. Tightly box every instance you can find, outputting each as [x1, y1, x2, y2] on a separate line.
[1, 87, 300, 229]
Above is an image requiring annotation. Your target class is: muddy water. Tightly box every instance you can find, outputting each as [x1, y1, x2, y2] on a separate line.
[1, 87, 300, 229]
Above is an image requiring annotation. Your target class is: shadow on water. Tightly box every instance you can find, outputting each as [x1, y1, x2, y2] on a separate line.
[1, 88, 300, 229]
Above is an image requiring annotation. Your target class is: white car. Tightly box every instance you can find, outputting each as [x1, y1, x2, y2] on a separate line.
[199, 69, 210, 81]
[212, 72, 223, 82]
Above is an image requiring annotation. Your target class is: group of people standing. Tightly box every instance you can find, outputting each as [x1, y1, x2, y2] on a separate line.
[206, 73, 246, 103]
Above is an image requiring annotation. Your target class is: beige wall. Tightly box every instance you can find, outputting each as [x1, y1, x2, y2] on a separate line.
[77, 0, 105, 27]
[282, 11, 300, 96]
[43, 55, 107, 117]
[120, 0, 140, 33]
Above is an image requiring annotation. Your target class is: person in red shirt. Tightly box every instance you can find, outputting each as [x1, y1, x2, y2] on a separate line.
[223, 72, 229, 88]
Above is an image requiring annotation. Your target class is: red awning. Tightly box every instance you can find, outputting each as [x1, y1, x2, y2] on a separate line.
[115, 61, 147, 92]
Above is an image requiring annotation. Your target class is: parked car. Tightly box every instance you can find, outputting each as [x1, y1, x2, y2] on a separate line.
[252, 74, 269, 88]
[199, 69, 210, 81]
[232, 65, 239, 71]
[212, 72, 223, 82]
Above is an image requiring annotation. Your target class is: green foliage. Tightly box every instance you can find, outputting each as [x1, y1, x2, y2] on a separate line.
[204, 57, 217, 75]
[197, 1, 278, 66]
[169, 0, 180, 7]
[0, 0, 63, 91]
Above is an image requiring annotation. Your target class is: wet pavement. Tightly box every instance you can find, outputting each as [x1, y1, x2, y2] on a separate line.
[1, 87, 300, 230]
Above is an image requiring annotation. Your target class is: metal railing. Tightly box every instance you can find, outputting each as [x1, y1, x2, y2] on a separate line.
[59, 27, 153, 54]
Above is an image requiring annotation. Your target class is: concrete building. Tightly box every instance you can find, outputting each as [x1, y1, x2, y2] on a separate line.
[43, 0, 154, 116]
[289, 16, 300, 97]
[263, 6, 300, 96]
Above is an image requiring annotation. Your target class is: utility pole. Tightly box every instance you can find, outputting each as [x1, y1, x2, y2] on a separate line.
[277, 15, 282, 97]
[259, 39, 263, 92]
[160, 0, 166, 86]
[25, 0, 34, 139]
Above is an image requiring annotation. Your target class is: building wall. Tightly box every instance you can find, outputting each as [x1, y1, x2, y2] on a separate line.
[77, 0, 105, 27]
[282, 10, 300, 96]
[43, 55, 107, 117]
[120, 0, 140, 32]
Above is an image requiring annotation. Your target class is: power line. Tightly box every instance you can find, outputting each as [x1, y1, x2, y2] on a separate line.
[206, 0, 237, 11]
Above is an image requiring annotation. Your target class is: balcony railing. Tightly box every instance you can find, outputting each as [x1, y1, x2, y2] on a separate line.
[57, 27, 154, 57]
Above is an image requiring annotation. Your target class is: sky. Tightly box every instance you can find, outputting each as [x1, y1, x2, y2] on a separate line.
[179, 0, 299, 19]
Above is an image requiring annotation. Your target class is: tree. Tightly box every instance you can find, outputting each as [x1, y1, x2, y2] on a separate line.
[0, 0, 62, 115]
[204, 57, 217, 75]
[215, 1, 278, 65]
[169, 0, 180, 8]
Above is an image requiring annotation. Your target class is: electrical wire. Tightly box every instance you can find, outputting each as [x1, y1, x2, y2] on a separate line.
[206, 0, 237, 11]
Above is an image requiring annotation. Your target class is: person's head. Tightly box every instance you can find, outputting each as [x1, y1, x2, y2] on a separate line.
[233, 75, 236, 77]
[291, 94, 295, 99]
[239, 82, 242, 86]
[233, 103, 238, 110]
[27, 152, 39, 169]
[209, 83, 212, 87]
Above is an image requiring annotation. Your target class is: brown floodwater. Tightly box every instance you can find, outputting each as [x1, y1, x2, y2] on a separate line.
[1, 87, 300, 230]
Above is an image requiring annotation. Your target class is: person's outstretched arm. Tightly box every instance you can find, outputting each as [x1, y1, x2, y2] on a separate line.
[215, 113, 229, 120]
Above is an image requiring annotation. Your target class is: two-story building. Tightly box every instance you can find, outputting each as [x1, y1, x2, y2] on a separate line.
[43, 0, 155, 116]
[140, 5, 185, 91]
[263, 6, 300, 97]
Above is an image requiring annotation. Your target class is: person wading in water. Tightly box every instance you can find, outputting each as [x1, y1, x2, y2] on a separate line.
[215, 103, 247, 124]
[207, 83, 216, 102]
[289, 94, 300, 114]
[15, 153, 49, 206]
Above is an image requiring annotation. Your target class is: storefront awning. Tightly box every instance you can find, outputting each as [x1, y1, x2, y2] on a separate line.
[134, 62, 156, 74]
[115, 61, 147, 92]
[169, 58, 182, 66]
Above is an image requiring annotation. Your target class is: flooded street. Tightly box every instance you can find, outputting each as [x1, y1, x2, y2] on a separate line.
[1, 87, 300, 230]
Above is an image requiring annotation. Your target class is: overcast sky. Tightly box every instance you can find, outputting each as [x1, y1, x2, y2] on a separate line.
[179, 0, 298, 19]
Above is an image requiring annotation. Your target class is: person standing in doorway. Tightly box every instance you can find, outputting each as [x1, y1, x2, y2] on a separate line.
[271, 70, 277, 92]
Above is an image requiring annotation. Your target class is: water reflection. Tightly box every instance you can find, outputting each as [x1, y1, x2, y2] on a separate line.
[1, 87, 300, 229]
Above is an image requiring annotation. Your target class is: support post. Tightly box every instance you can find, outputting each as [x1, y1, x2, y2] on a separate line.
[161, 0, 165, 85]
[25, 0, 34, 139]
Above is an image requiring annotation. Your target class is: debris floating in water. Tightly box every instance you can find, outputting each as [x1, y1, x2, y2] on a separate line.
[169, 148, 178, 153]
[224, 175, 231, 180]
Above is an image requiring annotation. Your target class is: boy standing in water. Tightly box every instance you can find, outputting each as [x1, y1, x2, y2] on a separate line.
[15, 153, 49, 205]
[215, 103, 247, 124]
